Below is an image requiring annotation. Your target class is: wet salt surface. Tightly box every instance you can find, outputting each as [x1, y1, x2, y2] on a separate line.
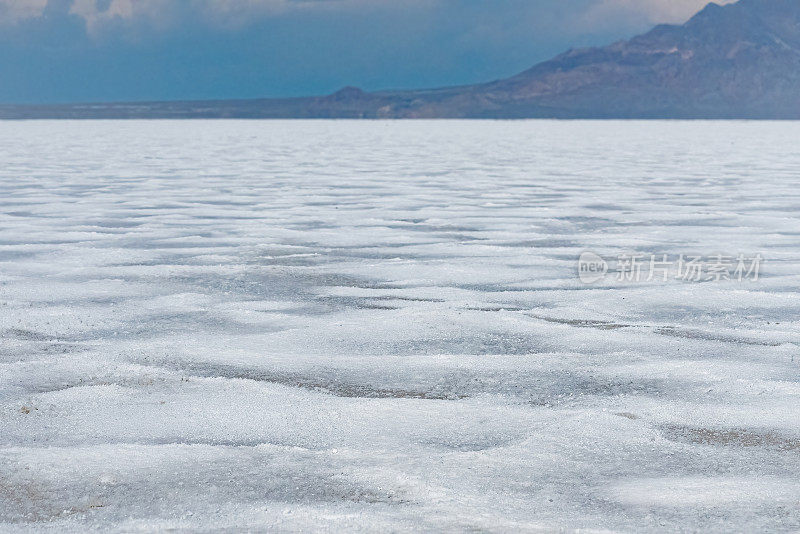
[1, 120, 799, 532]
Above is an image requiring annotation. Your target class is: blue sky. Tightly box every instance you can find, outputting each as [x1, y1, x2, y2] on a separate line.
[0, 0, 721, 104]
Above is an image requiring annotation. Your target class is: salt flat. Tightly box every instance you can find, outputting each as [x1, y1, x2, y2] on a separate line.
[1, 120, 799, 532]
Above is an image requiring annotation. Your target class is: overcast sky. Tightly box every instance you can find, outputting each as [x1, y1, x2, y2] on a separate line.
[0, 0, 724, 104]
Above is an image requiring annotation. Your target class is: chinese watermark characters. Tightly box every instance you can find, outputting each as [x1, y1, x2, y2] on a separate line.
[578, 252, 763, 284]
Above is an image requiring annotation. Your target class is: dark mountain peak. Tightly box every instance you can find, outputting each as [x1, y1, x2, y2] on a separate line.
[687, 0, 800, 31]
[687, 1, 726, 23]
[735, 0, 800, 14]
[477, 0, 800, 118]
[328, 86, 367, 101]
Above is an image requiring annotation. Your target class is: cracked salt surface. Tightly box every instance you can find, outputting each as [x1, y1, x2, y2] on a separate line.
[1, 120, 799, 532]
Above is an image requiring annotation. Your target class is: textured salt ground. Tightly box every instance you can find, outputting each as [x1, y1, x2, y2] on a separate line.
[1, 120, 799, 532]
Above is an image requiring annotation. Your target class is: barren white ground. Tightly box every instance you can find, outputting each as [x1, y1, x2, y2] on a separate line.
[1, 121, 799, 532]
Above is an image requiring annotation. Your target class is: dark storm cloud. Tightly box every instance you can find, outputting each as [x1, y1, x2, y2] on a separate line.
[0, 0, 720, 104]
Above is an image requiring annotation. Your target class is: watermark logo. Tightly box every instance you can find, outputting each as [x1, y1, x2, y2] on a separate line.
[577, 253, 763, 285]
[578, 252, 609, 284]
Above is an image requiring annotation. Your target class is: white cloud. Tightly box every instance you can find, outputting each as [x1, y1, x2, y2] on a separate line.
[582, 0, 737, 28]
[70, 0, 165, 32]
[191, 0, 430, 27]
[2, 0, 735, 32]
[0, 0, 420, 32]
[65, 0, 412, 31]
[0, 0, 47, 24]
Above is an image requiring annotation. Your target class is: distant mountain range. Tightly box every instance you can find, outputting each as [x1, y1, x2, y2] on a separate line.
[3, 0, 799, 119]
